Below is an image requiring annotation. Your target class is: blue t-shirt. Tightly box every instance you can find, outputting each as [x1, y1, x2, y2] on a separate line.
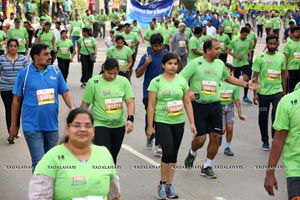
[184, 15, 195, 28]
[136, 49, 168, 98]
[13, 64, 69, 132]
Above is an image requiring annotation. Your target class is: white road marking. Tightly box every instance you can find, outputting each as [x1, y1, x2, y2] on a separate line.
[215, 197, 227, 200]
[122, 144, 160, 166]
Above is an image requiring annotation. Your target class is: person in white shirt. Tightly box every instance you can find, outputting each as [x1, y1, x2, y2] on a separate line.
[53, 21, 66, 41]
[105, 30, 115, 48]
[206, 20, 217, 36]
[3, 12, 15, 33]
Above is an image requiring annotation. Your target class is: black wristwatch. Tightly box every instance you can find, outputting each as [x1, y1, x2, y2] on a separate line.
[127, 115, 134, 122]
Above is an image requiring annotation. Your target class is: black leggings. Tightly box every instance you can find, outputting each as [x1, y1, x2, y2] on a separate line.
[57, 57, 70, 81]
[287, 70, 300, 93]
[257, 24, 263, 38]
[80, 54, 94, 83]
[94, 126, 125, 164]
[155, 122, 185, 163]
[1, 91, 21, 133]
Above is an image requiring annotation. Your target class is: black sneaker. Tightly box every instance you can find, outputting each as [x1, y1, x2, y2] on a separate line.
[184, 150, 196, 168]
[224, 148, 234, 156]
[219, 135, 223, 147]
[200, 166, 217, 179]
[166, 184, 179, 199]
[262, 143, 270, 151]
[7, 136, 15, 144]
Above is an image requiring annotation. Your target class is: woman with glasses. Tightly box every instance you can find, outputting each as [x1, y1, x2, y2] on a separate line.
[29, 108, 121, 200]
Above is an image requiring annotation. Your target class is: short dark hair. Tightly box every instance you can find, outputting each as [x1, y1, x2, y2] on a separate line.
[30, 43, 49, 61]
[150, 33, 163, 45]
[203, 38, 218, 53]
[290, 26, 300, 33]
[7, 39, 19, 47]
[240, 27, 249, 34]
[162, 52, 179, 65]
[60, 29, 68, 35]
[103, 58, 119, 71]
[266, 33, 279, 43]
[82, 27, 92, 36]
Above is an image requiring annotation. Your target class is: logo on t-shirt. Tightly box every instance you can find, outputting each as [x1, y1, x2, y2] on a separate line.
[72, 176, 87, 185]
[103, 90, 111, 96]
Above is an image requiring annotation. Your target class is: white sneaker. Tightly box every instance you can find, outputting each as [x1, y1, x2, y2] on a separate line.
[155, 145, 162, 154]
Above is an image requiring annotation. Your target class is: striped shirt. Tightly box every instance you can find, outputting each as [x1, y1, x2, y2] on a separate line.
[0, 54, 28, 91]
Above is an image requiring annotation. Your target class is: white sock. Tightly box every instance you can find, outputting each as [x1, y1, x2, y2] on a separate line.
[203, 158, 213, 168]
[189, 149, 197, 156]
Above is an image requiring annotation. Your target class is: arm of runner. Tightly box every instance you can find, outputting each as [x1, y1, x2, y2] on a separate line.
[146, 92, 156, 138]
[226, 48, 242, 60]
[125, 97, 135, 134]
[184, 90, 197, 137]
[29, 174, 54, 200]
[281, 69, 287, 95]
[225, 76, 259, 90]
[264, 130, 287, 196]
[10, 95, 22, 138]
[123, 55, 133, 73]
[234, 99, 245, 120]
[62, 91, 75, 110]
[136, 54, 152, 78]
[252, 71, 259, 105]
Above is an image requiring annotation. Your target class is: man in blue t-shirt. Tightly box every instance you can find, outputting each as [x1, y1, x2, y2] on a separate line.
[136, 33, 168, 153]
[10, 43, 75, 171]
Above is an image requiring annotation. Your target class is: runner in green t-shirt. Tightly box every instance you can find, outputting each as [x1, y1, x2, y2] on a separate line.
[252, 34, 286, 151]
[131, 20, 145, 43]
[106, 35, 133, 79]
[35, 22, 57, 64]
[29, 108, 120, 200]
[214, 25, 230, 63]
[227, 27, 253, 104]
[271, 15, 281, 36]
[56, 30, 74, 81]
[264, 14, 273, 36]
[232, 17, 240, 39]
[82, 10, 95, 29]
[256, 12, 265, 38]
[7, 18, 29, 54]
[144, 22, 159, 50]
[159, 21, 173, 51]
[264, 89, 300, 199]
[283, 26, 300, 93]
[180, 38, 259, 179]
[147, 52, 196, 199]
[97, 9, 108, 39]
[81, 58, 135, 164]
[222, 14, 234, 40]
[219, 63, 245, 157]
[0, 30, 7, 53]
[70, 14, 83, 49]
[188, 26, 202, 61]
[199, 26, 212, 55]
[109, 8, 120, 29]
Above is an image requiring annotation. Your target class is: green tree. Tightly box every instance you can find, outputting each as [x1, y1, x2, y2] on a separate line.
[181, 0, 196, 11]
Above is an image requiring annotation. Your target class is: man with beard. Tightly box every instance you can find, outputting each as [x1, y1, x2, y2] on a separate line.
[10, 43, 75, 171]
[252, 34, 287, 151]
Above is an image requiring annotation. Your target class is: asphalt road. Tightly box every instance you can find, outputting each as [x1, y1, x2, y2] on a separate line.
[0, 28, 288, 200]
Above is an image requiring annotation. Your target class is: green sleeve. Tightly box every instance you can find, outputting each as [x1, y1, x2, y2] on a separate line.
[283, 43, 290, 55]
[106, 47, 113, 57]
[34, 149, 58, 178]
[273, 98, 290, 131]
[147, 77, 158, 93]
[123, 78, 135, 100]
[233, 85, 240, 101]
[189, 37, 199, 50]
[228, 40, 234, 50]
[280, 53, 286, 70]
[252, 55, 261, 72]
[82, 78, 95, 104]
[221, 64, 230, 81]
[179, 60, 196, 79]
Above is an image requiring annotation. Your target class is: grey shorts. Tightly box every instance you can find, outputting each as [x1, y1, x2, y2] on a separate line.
[287, 177, 300, 200]
[222, 103, 235, 125]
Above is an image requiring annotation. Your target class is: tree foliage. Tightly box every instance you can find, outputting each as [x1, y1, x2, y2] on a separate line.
[181, 0, 197, 11]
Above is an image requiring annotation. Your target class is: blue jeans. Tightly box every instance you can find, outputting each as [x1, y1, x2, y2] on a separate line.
[72, 36, 80, 48]
[24, 131, 59, 170]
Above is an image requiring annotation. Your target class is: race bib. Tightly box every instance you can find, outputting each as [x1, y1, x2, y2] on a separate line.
[105, 98, 123, 113]
[73, 196, 103, 200]
[36, 88, 55, 105]
[225, 26, 231, 31]
[294, 52, 300, 60]
[267, 69, 281, 80]
[117, 59, 125, 67]
[220, 89, 233, 101]
[18, 39, 22, 45]
[73, 27, 80, 33]
[202, 81, 217, 94]
[60, 47, 68, 54]
[84, 39, 92, 47]
[167, 100, 183, 116]
[179, 40, 186, 48]
[125, 39, 132, 46]
[220, 42, 225, 49]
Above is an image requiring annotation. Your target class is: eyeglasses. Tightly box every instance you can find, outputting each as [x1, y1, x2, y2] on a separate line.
[68, 123, 93, 129]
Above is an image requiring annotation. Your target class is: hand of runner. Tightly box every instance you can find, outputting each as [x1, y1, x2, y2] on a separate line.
[146, 126, 155, 139]
[9, 125, 18, 138]
[145, 55, 152, 65]
[190, 123, 197, 137]
[264, 173, 278, 196]
[188, 90, 197, 101]
[238, 114, 246, 121]
[248, 78, 259, 90]
[125, 120, 133, 134]
[253, 93, 259, 105]
[236, 54, 243, 60]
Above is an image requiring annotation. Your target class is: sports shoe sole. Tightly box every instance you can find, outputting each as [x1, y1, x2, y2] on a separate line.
[200, 171, 217, 179]
[156, 194, 166, 200]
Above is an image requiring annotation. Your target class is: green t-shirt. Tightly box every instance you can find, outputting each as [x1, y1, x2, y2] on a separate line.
[214, 34, 231, 54]
[228, 38, 252, 67]
[83, 15, 95, 28]
[82, 75, 134, 128]
[97, 14, 108, 25]
[160, 27, 173, 45]
[247, 31, 257, 50]
[121, 32, 139, 52]
[256, 16, 265, 25]
[180, 56, 230, 104]
[148, 74, 189, 124]
[0, 30, 7, 51]
[283, 39, 300, 70]
[233, 22, 240, 38]
[34, 144, 115, 200]
[188, 36, 201, 61]
[56, 39, 73, 59]
[265, 18, 273, 28]
[272, 90, 300, 177]
[7, 27, 29, 53]
[106, 46, 133, 71]
[223, 20, 234, 34]
[294, 82, 300, 91]
[220, 81, 240, 105]
[109, 12, 120, 24]
[131, 25, 142, 35]
[40, 15, 52, 23]
[144, 29, 159, 47]
[184, 28, 192, 39]
[271, 17, 281, 29]
[37, 30, 55, 50]
[71, 20, 83, 36]
[252, 52, 285, 95]
[78, 37, 97, 55]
